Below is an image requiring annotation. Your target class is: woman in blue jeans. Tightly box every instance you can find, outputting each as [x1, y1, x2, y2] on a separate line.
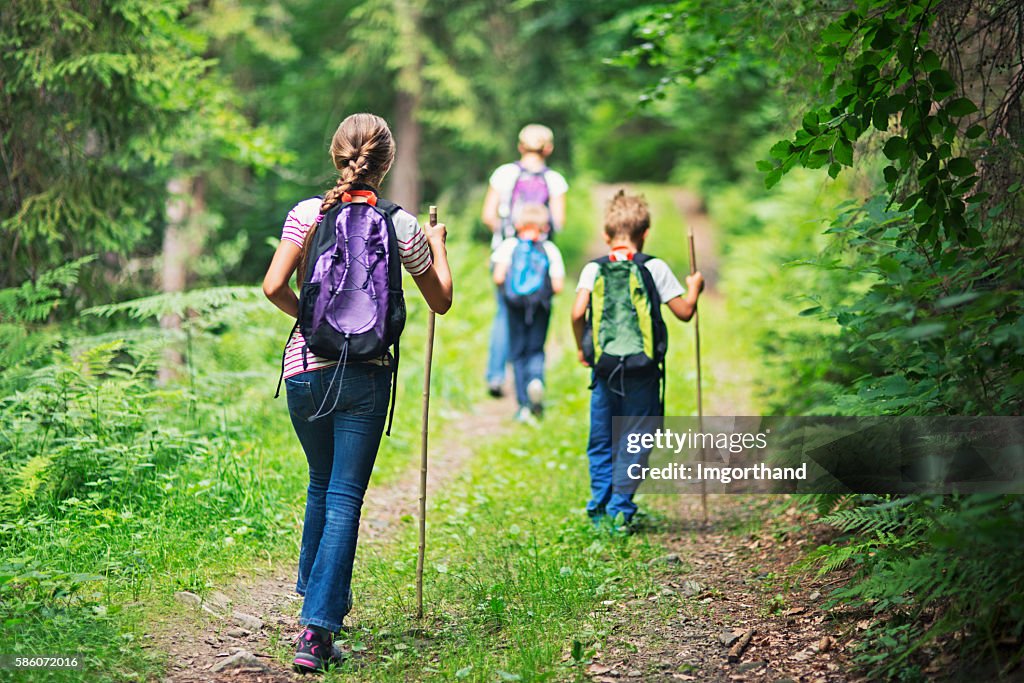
[263, 113, 453, 672]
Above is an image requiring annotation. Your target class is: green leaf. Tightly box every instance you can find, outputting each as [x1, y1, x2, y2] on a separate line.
[870, 21, 897, 50]
[802, 111, 821, 135]
[948, 157, 976, 177]
[883, 165, 899, 184]
[769, 140, 794, 159]
[965, 124, 985, 139]
[882, 136, 907, 160]
[765, 169, 783, 189]
[799, 306, 823, 317]
[821, 22, 851, 44]
[872, 100, 890, 131]
[833, 137, 854, 166]
[902, 323, 946, 340]
[936, 292, 981, 309]
[928, 70, 956, 97]
[920, 50, 942, 72]
[945, 97, 978, 117]
[897, 35, 914, 67]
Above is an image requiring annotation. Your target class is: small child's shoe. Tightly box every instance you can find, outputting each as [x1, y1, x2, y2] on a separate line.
[527, 379, 544, 417]
[514, 406, 538, 425]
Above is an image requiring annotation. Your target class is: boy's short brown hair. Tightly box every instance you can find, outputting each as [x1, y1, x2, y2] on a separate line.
[604, 190, 650, 243]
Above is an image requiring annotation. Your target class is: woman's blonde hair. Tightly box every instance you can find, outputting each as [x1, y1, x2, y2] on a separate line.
[298, 113, 396, 281]
[518, 123, 554, 153]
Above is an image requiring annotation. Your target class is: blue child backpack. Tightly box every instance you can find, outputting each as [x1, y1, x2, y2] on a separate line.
[503, 238, 553, 321]
[275, 190, 407, 434]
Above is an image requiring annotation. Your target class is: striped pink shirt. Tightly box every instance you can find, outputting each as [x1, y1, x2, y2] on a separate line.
[280, 197, 433, 379]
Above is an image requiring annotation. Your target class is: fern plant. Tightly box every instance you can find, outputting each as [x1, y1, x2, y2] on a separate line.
[807, 494, 1024, 678]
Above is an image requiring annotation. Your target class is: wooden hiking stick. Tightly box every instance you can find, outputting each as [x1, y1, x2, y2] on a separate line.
[416, 205, 438, 619]
[687, 225, 708, 525]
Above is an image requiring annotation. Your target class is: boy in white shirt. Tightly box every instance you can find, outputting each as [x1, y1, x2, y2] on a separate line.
[492, 203, 565, 422]
[571, 191, 704, 527]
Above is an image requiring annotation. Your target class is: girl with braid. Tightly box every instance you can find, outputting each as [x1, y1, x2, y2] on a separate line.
[263, 113, 453, 672]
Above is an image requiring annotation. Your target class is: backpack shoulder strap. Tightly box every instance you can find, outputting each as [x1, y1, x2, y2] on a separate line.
[370, 197, 405, 437]
[631, 253, 668, 407]
[303, 200, 351, 283]
[370, 199, 404, 293]
[631, 252, 663, 308]
[373, 197, 402, 216]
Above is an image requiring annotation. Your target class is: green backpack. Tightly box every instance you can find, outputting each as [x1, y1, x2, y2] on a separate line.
[582, 253, 669, 399]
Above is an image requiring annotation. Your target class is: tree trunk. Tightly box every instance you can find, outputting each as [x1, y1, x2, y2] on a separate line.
[159, 175, 205, 383]
[387, 0, 423, 213]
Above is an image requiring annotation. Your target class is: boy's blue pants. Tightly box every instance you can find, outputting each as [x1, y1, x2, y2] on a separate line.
[506, 303, 550, 408]
[486, 285, 508, 386]
[586, 371, 662, 523]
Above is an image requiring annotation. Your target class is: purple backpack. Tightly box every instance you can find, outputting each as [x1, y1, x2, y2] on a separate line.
[277, 194, 407, 432]
[501, 162, 551, 239]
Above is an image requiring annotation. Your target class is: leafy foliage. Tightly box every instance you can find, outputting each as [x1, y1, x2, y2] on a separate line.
[812, 496, 1024, 678]
[629, 1, 1024, 676]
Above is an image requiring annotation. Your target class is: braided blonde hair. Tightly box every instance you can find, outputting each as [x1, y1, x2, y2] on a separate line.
[298, 113, 396, 282]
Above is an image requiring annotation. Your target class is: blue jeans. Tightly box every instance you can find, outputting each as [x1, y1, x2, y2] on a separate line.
[285, 362, 392, 633]
[487, 285, 509, 386]
[506, 303, 550, 408]
[586, 371, 662, 523]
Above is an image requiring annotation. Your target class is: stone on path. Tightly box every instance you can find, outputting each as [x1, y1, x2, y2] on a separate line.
[174, 591, 202, 609]
[719, 629, 742, 647]
[232, 611, 264, 631]
[210, 650, 267, 673]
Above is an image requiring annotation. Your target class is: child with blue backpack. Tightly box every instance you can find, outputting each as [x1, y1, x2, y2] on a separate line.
[492, 202, 565, 422]
[481, 124, 568, 398]
[262, 113, 453, 672]
[571, 190, 703, 529]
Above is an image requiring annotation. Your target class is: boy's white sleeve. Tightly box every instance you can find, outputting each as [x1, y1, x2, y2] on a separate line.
[491, 238, 516, 265]
[576, 262, 598, 292]
[647, 259, 686, 302]
[546, 243, 566, 281]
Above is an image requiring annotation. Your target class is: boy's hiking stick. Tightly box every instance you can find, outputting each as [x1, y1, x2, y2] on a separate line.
[416, 205, 438, 619]
[687, 225, 709, 525]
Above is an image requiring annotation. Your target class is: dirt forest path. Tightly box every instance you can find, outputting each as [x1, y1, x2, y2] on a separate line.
[155, 390, 519, 682]
[586, 184, 852, 682]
